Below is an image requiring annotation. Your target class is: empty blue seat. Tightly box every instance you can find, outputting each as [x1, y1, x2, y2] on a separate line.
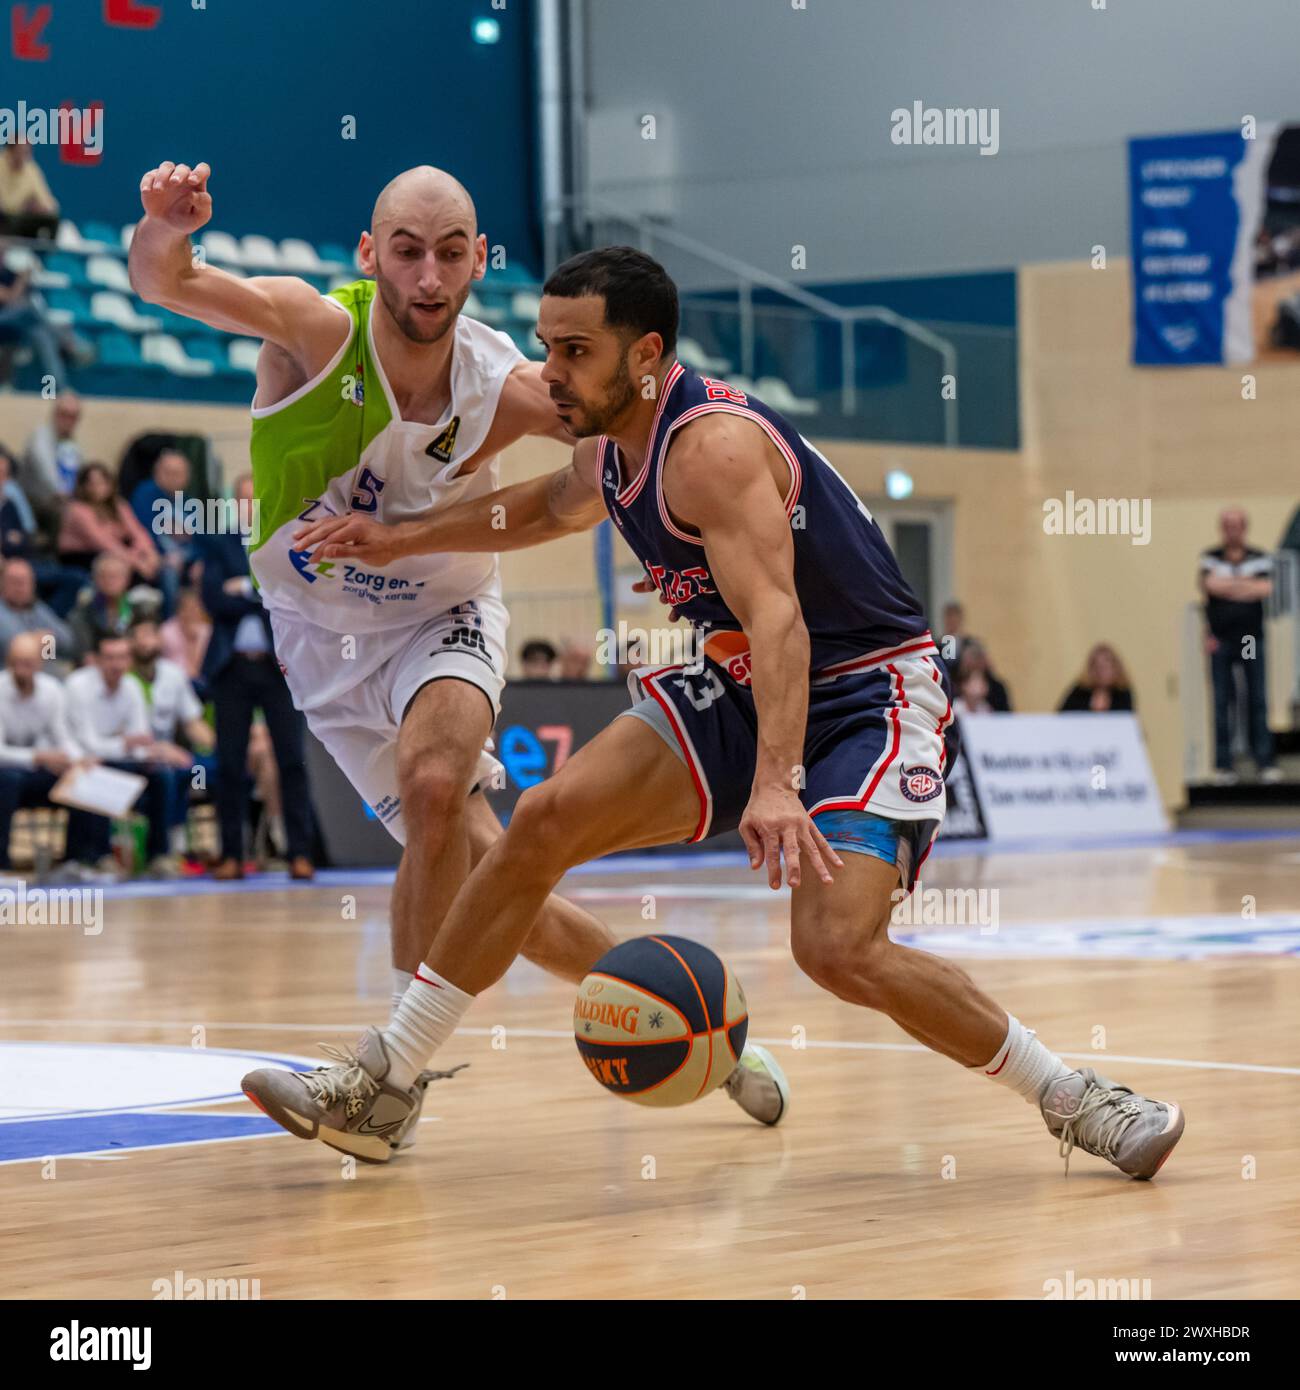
[44, 252, 88, 285]
[81, 221, 120, 249]
[97, 331, 147, 369]
[44, 288, 94, 326]
[184, 337, 230, 370]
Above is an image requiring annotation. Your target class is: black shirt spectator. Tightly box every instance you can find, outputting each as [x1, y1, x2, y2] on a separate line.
[1058, 643, 1134, 713]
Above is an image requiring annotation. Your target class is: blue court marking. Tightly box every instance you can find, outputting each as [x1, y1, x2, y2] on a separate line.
[34, 825, 1300, 901]
[0, 1112, 284, 1164]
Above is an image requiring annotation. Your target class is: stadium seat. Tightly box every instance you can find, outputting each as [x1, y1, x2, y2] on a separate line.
[317, 242, 355, 271]
[120, 224, 135, 253]
[97, 331, 147, 369]
[239, 235, 282, 269]
[89, 290, 162, 334]
[228, 338, 261, 373]
[278, 238, 326, 272]
[200, 230, 244, 266]
[755, 375, 819, 415]
[466, 290, 505, 324]
[43, 288, 93, 328]
[677, 336, 731, 374]
[86, 255, 133, 293]
[55, 220, 95, 253]
[184, 337, 232, 371]
[82, 220, 120, 249]
[510, 289, 542, 323]
[44, 252, 88, 286]
[142, 333, 215, 376]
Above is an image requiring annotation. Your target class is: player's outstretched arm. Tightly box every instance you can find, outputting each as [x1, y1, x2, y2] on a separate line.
[664, 415, 841, 890]
[292, 437, 607, 564]
[129, 160, 341, 357]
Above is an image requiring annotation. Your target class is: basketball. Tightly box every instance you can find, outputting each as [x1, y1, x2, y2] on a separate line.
[574, 935, 748, 1106]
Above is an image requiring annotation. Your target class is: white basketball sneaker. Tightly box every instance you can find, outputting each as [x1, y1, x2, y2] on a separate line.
[723, 1043, 790, 1125]
[1041, 1068, 1184, 1178]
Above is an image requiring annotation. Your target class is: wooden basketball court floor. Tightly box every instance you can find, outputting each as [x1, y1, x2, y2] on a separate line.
[3, 830, 1298, 1301]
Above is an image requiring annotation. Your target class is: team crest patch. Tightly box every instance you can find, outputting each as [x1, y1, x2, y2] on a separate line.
[426, 416, 461, 462]
[899, 764, 943, 803]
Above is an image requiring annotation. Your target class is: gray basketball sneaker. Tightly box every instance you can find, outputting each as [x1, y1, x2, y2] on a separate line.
[1041, 1068, 1184, 1179]
[723, 1043, 790, 1126]
[389, 1063, 469, 1153]
[243, 1028, 425, 1165]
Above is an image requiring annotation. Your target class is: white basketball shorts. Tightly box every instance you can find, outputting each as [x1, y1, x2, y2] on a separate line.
[269, 595, 509, 845]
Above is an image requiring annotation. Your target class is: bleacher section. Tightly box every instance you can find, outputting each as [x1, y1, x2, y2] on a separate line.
[3, 221, 816, 410]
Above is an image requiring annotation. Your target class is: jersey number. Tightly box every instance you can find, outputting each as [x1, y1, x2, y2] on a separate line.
[350, 467, 385, 514]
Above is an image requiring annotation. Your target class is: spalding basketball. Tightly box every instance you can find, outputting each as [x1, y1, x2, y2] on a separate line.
[574, 935, 748, 1107]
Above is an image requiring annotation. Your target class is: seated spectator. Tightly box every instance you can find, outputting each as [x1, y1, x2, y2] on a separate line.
[0, 443, 35, 558]
[938, 599, 968, 673]
[1058, 644, 1135, 713]
[67, 552, 157, 658]
[520, 638, 557, 678]
[59, 462, 161, 584]
[0, 239, 89, 389]
[64, 632, 186, 877]
[21, 392, 84, 541]
[160, 586, 212, 686]
[0, 556, 78, 665]
[0, 632, 100, 873]
[129, 617, 214, 857]
[954, 639, 1012, 712]
[129, 448, 194, 617]
[558, 640, 594, 680]
[954, 667, 994, 717]
[0, 139, 60, 238]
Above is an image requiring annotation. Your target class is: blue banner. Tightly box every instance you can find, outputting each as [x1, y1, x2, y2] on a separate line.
[1129, 130, 1261, 365]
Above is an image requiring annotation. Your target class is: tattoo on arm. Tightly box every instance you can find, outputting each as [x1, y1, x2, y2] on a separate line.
[547, 467, 573, 516]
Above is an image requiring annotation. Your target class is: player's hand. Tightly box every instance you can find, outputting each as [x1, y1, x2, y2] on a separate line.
[632, 572, 682, 622]
[139, 161, 213, 234]
[291, 512, 413, 566]
[739, 784, 842, 890]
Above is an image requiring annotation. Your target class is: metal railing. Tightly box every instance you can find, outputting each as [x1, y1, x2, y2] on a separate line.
[544, 193, 960, 446]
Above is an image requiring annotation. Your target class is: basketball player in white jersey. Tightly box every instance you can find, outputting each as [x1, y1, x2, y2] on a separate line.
[128, 162, 783, 1158]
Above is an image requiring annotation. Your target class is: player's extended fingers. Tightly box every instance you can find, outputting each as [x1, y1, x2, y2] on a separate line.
[764, 828, 783, 891]
[809, 818, 844, 872]
[799, 822, 834, 885]
[739, 819, 763, 872]
[781, 825, 802, 888]
[291, 513, 350, 547]
[189, 162, 210, 188]
[169, 163, 192, 186]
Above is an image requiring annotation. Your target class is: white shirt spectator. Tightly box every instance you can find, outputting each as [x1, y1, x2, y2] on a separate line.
[130, 658, 202, 742]
[0, 671, 82, 768]
[64, 666, 150, 759]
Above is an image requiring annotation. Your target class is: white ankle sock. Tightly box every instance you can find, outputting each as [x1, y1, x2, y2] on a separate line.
[973, 1014, 1074, 1105]
[391, 968, 414, 1021]
[383, 964, 474, 1090]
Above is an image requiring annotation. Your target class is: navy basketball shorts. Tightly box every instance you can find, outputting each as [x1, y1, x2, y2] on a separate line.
[625, 652, 959, 892]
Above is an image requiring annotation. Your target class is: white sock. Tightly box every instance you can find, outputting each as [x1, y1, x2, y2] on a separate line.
[973, 1014, 1074, 1105]
[391, 968, 414, 1022]
[383, 964, 474, 1090]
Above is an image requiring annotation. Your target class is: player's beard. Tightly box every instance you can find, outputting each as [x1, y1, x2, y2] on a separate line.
[374, 262, 470, 344]
[567, 355, 639, 437]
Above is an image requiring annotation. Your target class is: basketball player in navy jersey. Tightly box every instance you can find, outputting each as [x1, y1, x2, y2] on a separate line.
[246, 248, 1185, 1179]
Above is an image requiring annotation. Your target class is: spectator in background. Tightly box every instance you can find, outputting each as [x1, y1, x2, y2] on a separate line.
[954, 666, 994, 717]
[1058, 644, 1135, 713]
[0, 443, 35, 557]
[558, 640, 594, 680]
[938, 599, 968, 674]
[954, 639, 1012, 712]
[59, 462, 161, 585]
[0, 239, 74, 389]
[21, 392, 84, 539]
[198, 474, 314, 880]
[160, 586, 211, 687]
[64, 632, 183, 877]
[67, 552, 153, 657]
[129, 617, 214, 858]
[520, 638, 557, 678]
[1199, 508, 1280, 784]
[0, 631, 100, 873]
[0, 557, 77, 664]
[129, 448, 193, 617]
[0, 139, 59, 237]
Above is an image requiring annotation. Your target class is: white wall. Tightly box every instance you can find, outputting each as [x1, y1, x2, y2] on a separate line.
[581, 0, 1300, 281]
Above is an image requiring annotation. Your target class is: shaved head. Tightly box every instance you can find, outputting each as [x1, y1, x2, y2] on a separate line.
[372, 166, 476, 238]
[361, 166, 484, 344]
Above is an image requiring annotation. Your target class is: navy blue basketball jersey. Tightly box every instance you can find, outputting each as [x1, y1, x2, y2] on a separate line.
[598, 362, 935, 675]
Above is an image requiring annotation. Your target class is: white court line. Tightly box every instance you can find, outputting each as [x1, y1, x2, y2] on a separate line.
[3, 1019, 1298, 1078]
